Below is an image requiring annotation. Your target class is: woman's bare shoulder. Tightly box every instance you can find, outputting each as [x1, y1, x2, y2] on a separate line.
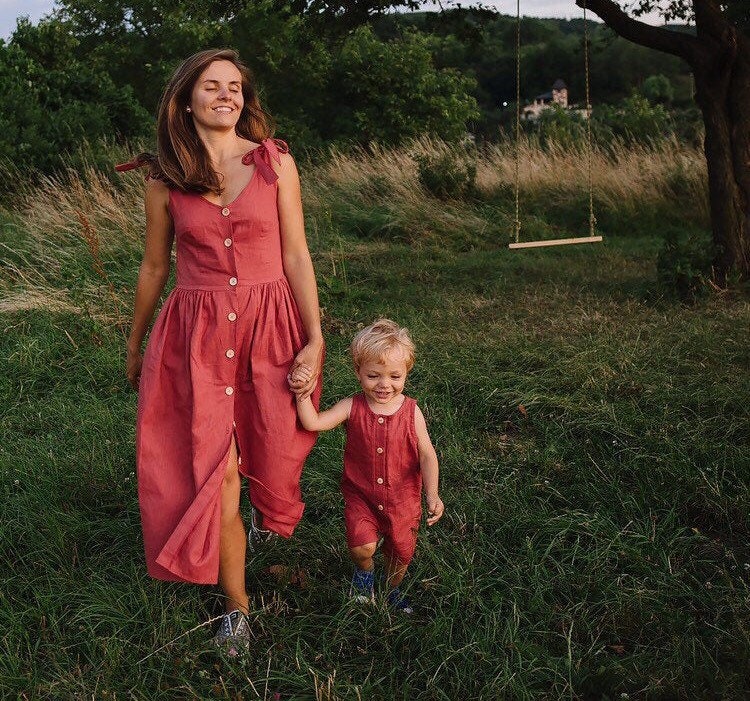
[145, 176, 170, 199]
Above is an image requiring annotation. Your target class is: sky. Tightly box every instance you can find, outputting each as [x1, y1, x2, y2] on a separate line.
[0, 0, 664, 41]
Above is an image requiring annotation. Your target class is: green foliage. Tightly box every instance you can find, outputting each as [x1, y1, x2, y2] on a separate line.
[594, 93, 674, 144]
[536, 103, 588, 147]
[325, 26, 480, 144]
[0, 19, 152, 173]
[415, 148, 477, 200]
[657, 229, 715, 302]
[641, 73, 675, 104]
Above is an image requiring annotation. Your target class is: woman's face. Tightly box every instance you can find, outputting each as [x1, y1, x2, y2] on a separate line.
[188, 60, 245, 132]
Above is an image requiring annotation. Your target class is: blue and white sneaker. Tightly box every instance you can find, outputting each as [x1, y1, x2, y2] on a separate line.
[349, 568, 375, 603]
[247, 506, 277, 552]
[386, 588, 414, 614]
[212, 609, 251, 657]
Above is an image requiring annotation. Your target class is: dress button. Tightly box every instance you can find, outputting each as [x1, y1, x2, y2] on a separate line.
[228, 312, 237, 321]
[221, 207, 230, 217]
[225, 349, 235, 359]
[377, 504, 384, 511]
[377, 417, 384, 424]
[376, 477, 384, 484]
[229, 277, 237, 286]
[224, 238, 232, 247]
[376, 447, 384, 454]
[225, 386, 234, 396]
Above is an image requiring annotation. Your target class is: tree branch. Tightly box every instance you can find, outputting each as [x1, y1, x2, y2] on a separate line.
[576, 0, 700, 63]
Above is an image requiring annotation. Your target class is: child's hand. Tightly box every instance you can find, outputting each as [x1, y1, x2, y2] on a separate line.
[425, 494, 444, 526]
[287, 363, 313, 393]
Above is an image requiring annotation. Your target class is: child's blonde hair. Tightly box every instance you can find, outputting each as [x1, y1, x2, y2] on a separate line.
[350, 319, 415, 371]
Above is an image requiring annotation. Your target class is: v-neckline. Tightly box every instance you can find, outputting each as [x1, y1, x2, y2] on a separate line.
[198, 145, 261, 209]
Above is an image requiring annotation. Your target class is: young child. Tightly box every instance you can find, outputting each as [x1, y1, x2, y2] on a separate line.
[289, 319, 444, 612]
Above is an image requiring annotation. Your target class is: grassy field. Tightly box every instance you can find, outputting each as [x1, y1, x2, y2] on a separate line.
[1, 138, 749, 699]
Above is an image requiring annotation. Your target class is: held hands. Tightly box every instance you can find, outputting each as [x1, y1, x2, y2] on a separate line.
[288, 363, 313, 393]
[288, 339, 322, 400]
[425, 494, 445, 526]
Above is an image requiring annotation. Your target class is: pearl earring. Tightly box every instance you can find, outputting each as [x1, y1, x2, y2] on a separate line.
[186, 107, 192, 113]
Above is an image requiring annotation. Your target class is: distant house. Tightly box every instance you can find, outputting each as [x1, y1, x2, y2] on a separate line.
[522, 79, 569, 121]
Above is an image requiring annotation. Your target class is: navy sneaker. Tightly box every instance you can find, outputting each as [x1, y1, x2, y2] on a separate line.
[386, 588, 414, 614]
[349, 568, 375, 603]
[212, 609, 251, 657]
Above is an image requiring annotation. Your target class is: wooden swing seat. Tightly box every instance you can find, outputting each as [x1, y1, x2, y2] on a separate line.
[508, 235, 602, 250]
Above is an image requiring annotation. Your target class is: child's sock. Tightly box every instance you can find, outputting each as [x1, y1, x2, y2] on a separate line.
[386, 587, 414, 614]
[350, 567, 375, 601]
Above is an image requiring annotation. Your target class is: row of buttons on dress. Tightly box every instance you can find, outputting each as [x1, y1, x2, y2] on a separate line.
[223, 206, 237, 397]
[375, 414, 387, 509]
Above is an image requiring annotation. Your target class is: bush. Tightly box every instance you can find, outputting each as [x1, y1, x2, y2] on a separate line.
[657, 229, 715, 302]
[415, 148, 477, 200]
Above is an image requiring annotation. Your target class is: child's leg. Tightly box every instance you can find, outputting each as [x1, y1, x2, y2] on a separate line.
[350, 542, 378, 572]
[384, 555, 408, 589]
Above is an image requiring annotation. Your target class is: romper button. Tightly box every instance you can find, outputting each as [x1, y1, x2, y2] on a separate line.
[377, 477, 384, 484]
[229, 277, 237, 286]
[376, 447, 383, 454]
[228, 312, 237, 321]
[225, 349, 235, 359]
[221, 207, 230, 217]
[224, 238, 232, 247]
[377, 504, 384, 511]
[225, 386, 234, 396]
[377, 417, 384, 424]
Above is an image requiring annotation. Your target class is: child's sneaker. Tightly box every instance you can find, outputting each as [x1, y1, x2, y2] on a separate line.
[247, 506, 277, 552]
[386, 588, 414, 614]
[212, 609, 251, 657]
[349, 568, 375, 603]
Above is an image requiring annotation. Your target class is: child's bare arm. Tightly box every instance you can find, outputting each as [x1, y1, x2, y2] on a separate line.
[296, 395, 352, 432]
[414, 405, 444, 525]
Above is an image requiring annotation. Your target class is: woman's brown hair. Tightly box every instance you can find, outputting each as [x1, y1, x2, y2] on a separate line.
[136, 48, 274, 194]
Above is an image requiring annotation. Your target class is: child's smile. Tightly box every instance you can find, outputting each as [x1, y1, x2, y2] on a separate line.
[356, 348, 408, 410]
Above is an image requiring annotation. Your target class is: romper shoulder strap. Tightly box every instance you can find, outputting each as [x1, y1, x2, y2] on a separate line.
[242, 138, 290, 185]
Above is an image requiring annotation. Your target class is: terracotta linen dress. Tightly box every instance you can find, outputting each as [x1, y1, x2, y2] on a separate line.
[135, 138, 320, 584]
[341, 393, 422, 566]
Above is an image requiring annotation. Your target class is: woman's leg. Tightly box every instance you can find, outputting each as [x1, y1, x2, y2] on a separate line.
[219, 436, 250, 614]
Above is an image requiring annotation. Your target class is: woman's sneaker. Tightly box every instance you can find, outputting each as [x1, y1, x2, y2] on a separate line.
[212, 610, 251, 657]
[349, 568, 375, 603]
[386, 588, 414, 614]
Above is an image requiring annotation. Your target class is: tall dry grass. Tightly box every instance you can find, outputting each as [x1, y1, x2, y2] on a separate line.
[0, 136, 709, 316]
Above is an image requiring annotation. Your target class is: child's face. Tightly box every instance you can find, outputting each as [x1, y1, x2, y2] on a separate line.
[356, 347, 409, 406]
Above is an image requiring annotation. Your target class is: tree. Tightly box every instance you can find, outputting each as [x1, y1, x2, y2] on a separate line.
[324, 26, 480, 144]
[641, 73, 675, 103]
[577, 0, 750, 282]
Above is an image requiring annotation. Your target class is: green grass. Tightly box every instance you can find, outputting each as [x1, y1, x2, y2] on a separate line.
[1, 139, 749, 699]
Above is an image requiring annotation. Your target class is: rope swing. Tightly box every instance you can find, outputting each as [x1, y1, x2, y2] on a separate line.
[509, 0, 603, 250]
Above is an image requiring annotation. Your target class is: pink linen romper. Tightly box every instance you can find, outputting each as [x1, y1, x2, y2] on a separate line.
[341, 393, 423, 566]
[134, 138, 320, 584]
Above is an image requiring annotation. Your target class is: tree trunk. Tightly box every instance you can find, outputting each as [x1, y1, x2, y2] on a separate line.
[693, 27, 750, 283]
[579, 0, 750, 281]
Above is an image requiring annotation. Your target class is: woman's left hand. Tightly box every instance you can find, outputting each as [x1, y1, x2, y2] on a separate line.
[289, 339, 323, 400]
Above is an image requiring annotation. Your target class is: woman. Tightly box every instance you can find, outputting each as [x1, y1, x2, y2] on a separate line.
[121, 48, 323, 655]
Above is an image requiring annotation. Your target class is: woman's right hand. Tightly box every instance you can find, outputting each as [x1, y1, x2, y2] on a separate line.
[126, 345, 143, 391]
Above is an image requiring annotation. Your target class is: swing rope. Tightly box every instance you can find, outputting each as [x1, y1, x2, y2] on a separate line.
[513, 0, 522, 245]
[583, 0, 596, 238]
[510, 0, 601, 249]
